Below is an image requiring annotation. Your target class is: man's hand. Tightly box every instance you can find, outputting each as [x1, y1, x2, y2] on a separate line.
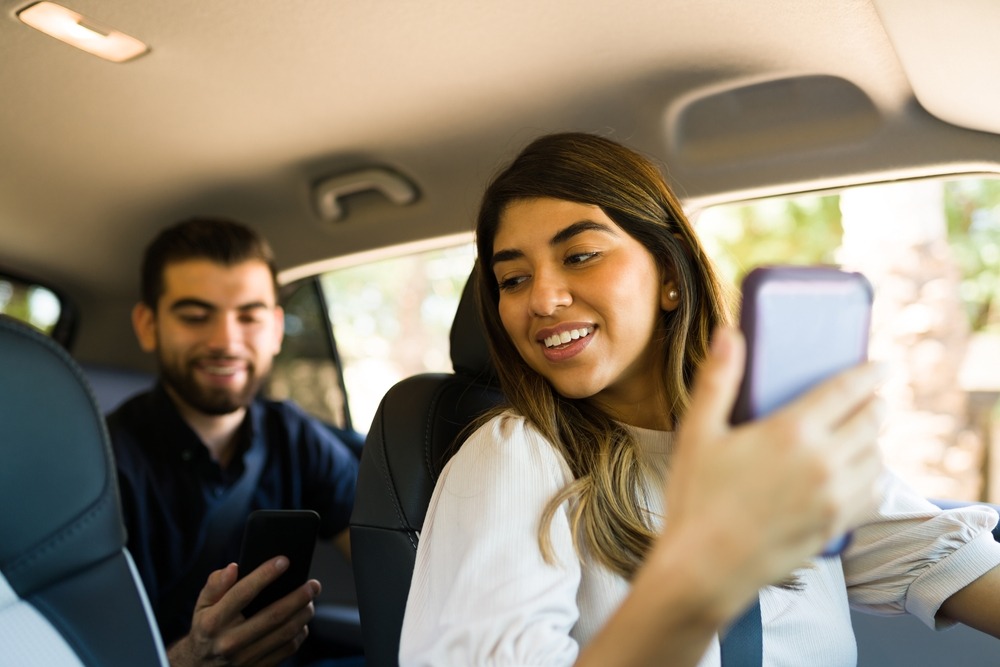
[167, 556, 321, 667]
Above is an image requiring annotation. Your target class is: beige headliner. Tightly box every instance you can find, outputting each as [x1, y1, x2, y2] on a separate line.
[2, 0, 1000, 355]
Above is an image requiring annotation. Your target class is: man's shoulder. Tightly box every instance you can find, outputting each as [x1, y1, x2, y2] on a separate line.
[105, 388, 158, 438]
[103, 388, 167, 471]
[253, 396, 363, 458]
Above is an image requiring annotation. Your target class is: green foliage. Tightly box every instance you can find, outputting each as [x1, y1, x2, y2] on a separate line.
[697, 177, 1000, 333]
[944, 180, 1000, 332]
[695, 193, 843, 288]
[319, 244, 475, 363]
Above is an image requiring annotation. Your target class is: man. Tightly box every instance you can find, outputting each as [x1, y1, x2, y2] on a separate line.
[106, 217, 359, 667]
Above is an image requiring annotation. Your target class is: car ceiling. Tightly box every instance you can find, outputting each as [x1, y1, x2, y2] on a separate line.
[2, 0, 1000, 362]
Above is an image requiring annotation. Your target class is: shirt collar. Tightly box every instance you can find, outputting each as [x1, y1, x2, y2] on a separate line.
[151, 382, 263, 475]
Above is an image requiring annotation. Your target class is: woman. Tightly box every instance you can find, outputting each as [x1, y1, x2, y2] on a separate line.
[399, 132, 1000, 666]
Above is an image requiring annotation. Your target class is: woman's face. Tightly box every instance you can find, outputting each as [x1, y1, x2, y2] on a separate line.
[491, 197, 679, 425]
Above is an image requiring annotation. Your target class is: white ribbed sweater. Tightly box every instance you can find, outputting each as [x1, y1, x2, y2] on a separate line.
[400, 412, 1000, 667]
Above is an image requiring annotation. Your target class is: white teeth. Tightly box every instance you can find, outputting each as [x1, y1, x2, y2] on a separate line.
[544, 327, 592, 348]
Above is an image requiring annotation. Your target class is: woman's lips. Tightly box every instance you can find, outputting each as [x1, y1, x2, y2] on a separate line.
[542, 326, 593, 348]
[537, 325, 596, 361]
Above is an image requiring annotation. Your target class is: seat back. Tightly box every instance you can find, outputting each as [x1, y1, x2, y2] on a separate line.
[350, 267, 504, 667]
[0, 316, 168, 667]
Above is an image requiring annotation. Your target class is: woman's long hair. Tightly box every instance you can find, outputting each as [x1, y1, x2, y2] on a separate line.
[475, 132, 733, 577]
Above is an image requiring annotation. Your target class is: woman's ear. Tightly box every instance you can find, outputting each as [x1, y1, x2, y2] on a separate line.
[661, 280, 681, 311]
[660, 265, 681, 311]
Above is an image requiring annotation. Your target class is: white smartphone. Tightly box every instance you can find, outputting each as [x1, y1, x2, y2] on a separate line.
[731, 265, 874, 556]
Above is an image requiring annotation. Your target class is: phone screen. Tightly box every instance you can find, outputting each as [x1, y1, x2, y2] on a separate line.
[732, 266, 873, 556]
[733, 266, 873, 424]
[237, 509, 320, 617]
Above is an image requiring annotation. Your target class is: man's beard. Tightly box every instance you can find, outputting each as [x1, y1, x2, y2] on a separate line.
[159, 353, 265, 416]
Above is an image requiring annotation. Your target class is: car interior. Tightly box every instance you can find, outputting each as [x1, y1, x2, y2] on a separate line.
[0, 316, 168, 666]
[3, 1, 1000, 665]
[351, 266, 503, 667]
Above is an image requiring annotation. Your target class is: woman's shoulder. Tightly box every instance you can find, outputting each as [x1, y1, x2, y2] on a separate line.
[443, 410, 574, 491]
[461, 410, 560, 458]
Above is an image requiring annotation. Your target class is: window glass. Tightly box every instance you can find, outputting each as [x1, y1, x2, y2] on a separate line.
[696, 177, 1000, 502]
[0, 274, 69, 341]
[268, 278, 348, 428]
[318, 242, 476, 433]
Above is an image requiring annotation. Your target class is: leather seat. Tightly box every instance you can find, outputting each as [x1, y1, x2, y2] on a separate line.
[0, 316, 168, 667]
[349, 266, 503, 667]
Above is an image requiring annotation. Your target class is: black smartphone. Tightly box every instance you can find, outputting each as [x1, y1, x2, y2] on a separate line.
[237, 509, 320, 617]
[731, 265, 873, 556]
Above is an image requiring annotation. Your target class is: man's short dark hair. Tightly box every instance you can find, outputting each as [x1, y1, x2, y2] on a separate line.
[140, 217, 279, 308]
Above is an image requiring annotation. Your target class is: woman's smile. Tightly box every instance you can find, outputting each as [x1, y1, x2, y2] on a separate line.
[538, 323, 596, 360]
[492, 197, 675, 412]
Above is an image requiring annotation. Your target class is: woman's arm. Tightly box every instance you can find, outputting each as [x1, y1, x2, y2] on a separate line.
[403, 327, 887, 667]
[576, 519, 747, 667]
[577, 326, 888, 666]
[938, 563, 1000, 635]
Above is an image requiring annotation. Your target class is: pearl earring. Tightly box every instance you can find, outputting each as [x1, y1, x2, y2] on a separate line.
[668, 289, 680, 301]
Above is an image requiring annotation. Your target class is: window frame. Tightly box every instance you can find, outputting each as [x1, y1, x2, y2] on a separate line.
[271, 275, 356, 431]
[0, 267, 77, 349]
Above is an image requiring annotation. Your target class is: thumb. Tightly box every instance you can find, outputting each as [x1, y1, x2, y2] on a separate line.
[678, 326, 746, 443]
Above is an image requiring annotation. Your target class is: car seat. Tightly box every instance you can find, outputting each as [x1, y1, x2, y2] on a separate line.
[349, 265, 504, 667]
[0, 316, 168, 666]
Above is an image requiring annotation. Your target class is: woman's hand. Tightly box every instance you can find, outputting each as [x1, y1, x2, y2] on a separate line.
[661, 326, 887, 618]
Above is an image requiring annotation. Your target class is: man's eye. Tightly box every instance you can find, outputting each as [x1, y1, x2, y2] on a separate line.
[178, 313, 208, 324]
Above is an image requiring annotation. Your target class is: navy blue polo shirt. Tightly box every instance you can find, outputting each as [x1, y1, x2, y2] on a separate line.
[106, 384, 359, 646]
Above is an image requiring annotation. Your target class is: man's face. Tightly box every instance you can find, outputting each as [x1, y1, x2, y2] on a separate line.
[133, 259, 284, 416]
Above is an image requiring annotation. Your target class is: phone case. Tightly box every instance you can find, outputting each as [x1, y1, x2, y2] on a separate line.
[238, 509, 320, 617]
[731, 265, 873, 556]
[732, 265, 873, 424]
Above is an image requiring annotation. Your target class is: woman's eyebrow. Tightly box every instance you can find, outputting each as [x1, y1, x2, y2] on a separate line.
[491, 219, 617, 268]
[490, 248, 522, 268]
[550, 219, 617, 246]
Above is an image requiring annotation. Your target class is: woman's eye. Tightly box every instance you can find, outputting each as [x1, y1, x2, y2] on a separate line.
[497, 275, 527, 291]
[566, 251, 599, 265]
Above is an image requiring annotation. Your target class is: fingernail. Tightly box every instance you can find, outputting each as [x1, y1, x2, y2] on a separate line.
[274, 556, 289, 571]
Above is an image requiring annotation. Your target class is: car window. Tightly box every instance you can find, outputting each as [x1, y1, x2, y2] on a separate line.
[299, 242, 477, 434]
[0, 272, 74, 346]
[267, 277, 350, 429]
[696, 176, 1000, 503]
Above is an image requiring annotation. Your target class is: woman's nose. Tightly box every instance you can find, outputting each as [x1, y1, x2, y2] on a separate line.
[528, 270, 572, 317]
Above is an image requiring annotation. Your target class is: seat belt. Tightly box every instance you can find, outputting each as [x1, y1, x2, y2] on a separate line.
[158, 438, 267, 632]
[719, 596, 763, 667]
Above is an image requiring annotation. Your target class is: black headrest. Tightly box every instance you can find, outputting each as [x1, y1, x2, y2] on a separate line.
[0, 316, 126, 597]
[448, 264, 496, 382]
[352, 267, 506, 667]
